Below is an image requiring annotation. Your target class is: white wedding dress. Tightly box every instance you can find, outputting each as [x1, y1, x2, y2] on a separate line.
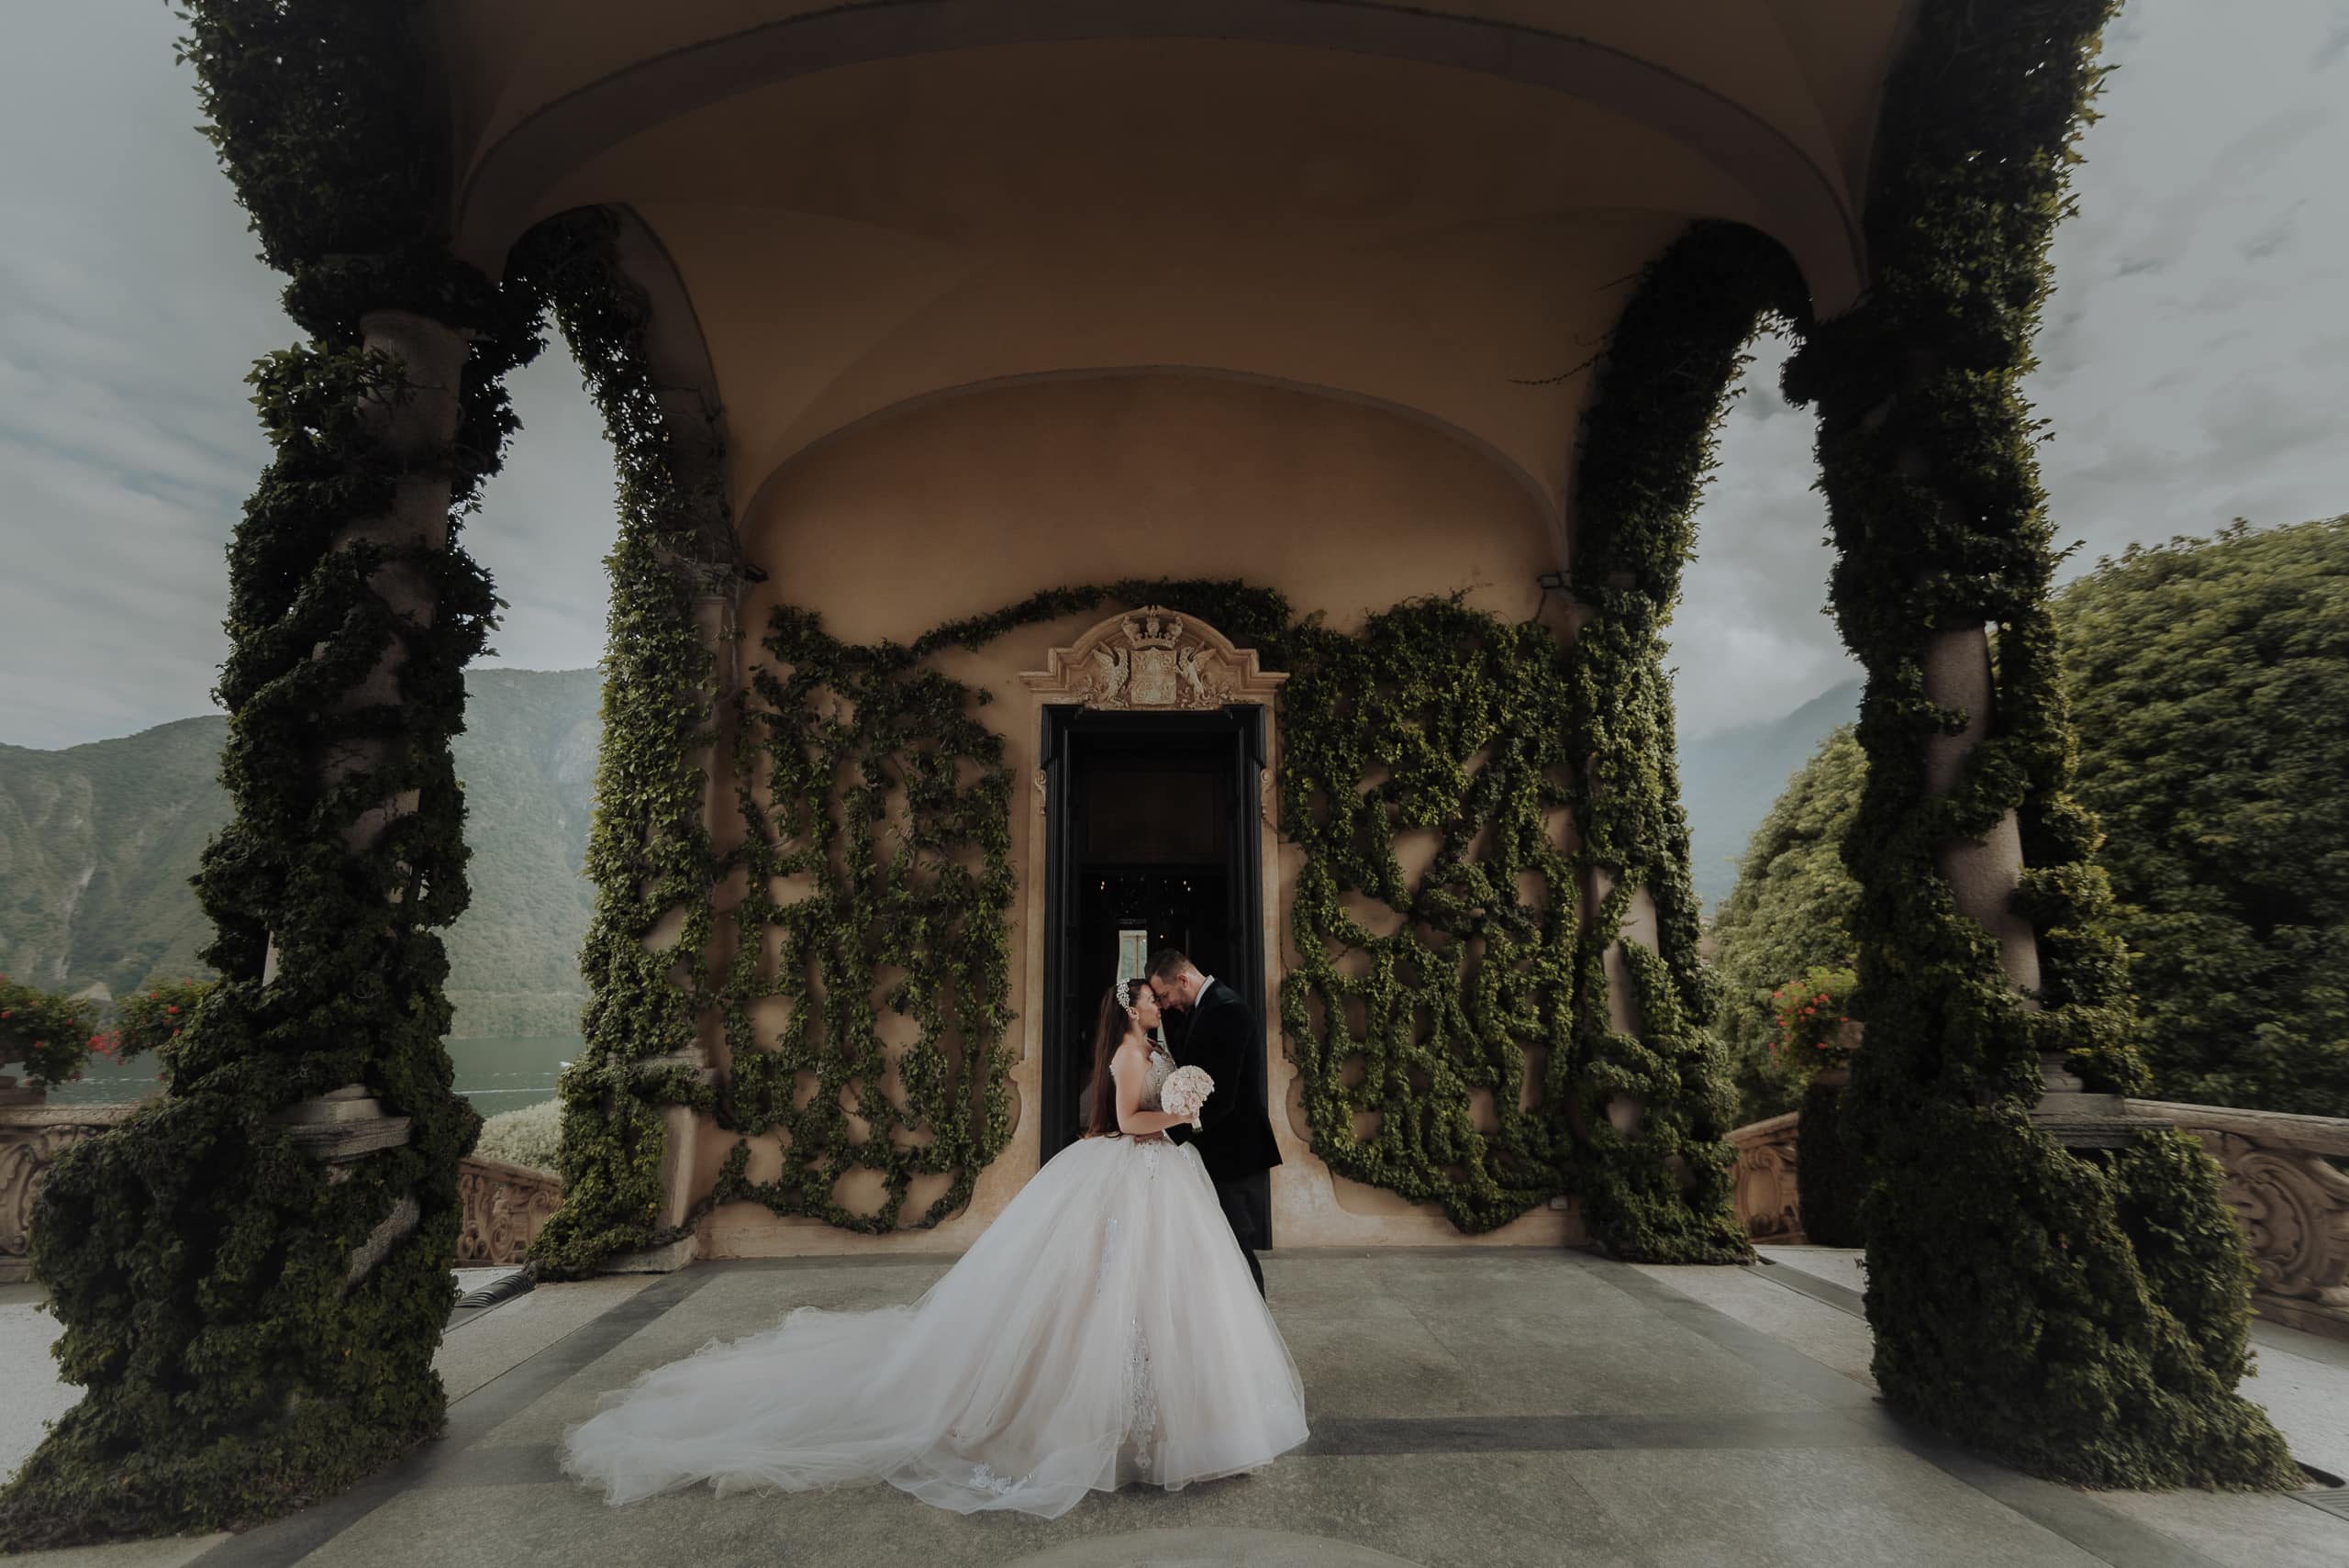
[560, 1045, 1309, 1518]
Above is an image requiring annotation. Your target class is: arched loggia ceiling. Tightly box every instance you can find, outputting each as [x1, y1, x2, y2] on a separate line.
[440, 0, 1912, 520]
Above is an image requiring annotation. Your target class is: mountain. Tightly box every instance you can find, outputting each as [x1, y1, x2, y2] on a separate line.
[1678, 678, 1864, 910]
[0, 668, 602, 1039]
[0, 717, 232, 1002]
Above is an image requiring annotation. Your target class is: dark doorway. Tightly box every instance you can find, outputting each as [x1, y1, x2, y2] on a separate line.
[1040, 705, 1271, 1243]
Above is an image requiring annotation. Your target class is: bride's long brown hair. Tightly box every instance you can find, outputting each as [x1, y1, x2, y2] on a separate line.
[1085, 977, 1151, 1139]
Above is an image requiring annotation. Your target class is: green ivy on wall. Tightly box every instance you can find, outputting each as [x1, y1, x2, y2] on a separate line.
[578, 581, 1753, 1256]
[707, 606, 1020, 1230]
[1781, 0, 2293, 1488]
[1275, 602, 1577, 1232]
[532, 573, 1302, 1272]
[705, 582, 1301, 1233]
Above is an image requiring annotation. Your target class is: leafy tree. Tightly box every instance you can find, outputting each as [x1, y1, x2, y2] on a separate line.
[1709, 727, 1865, 1120]
[1712, 517, 2349, 1123]
[2056, 517, 2349, 1118]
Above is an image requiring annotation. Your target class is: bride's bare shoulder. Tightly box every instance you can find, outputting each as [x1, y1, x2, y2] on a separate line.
[1109, 1039, 1152, 1076]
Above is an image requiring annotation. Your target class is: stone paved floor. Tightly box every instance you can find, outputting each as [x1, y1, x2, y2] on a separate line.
[6, 1248, 2349, 1568]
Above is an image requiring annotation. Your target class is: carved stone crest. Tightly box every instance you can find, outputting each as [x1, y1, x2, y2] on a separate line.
[1022, 606, 1285, 712]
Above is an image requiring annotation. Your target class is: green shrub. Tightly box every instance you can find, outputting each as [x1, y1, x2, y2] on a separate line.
[0, 975, 102, 1088]
[1709, 728, 1867, 1123]
[473, 1097, 563, 1173]
[2056, 517, 2349, 1118]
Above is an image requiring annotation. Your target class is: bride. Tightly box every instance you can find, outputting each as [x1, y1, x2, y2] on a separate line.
[560, 977, 1309, 1518]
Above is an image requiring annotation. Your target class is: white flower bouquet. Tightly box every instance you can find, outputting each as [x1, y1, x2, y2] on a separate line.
[1159, 1064, 1215, 1129]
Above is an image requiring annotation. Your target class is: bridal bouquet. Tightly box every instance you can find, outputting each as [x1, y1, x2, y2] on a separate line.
[1159, 1064, 1215, 1129]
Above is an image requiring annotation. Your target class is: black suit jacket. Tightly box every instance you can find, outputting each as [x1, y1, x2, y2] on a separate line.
[1165, 979, 1282, 1182]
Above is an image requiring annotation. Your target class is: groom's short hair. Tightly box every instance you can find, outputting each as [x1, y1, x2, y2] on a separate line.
[1145, 948, 1194, 984]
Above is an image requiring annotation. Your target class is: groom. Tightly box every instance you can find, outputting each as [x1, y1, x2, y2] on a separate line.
[1145, 948, 1280, 1297]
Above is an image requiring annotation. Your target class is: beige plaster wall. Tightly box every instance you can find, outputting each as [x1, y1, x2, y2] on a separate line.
[691, 373, 1586, 1257]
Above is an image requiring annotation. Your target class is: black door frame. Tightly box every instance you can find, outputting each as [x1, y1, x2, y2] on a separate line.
[1039, 703, 1270, 1236]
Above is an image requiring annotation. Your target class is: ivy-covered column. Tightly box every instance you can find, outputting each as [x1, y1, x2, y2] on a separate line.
[1782, 0, 2294, 1487]
[1556, 221, 1808, 1262]
[1918, 628, 2044, 995]
[518, 210, 734, 1278]
[0, 2, 551, 1548]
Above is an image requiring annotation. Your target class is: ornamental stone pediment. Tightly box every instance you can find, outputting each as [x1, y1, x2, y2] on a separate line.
[1020, 606, 1286, 710]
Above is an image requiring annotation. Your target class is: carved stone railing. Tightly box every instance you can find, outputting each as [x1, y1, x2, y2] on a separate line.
[2130, 1099, 2349, 1341]
[3, 1095, 561, 1278]
[1724, 1099, 2349, 1343]
[0, 1100, 139, 1284]
[1728, 1111, 1804, 1242]
[455, 1153, 562, 1265]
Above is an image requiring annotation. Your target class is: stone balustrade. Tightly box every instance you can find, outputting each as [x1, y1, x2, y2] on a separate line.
[454, 1153, 562, 1265]
[2, 1095, 562, 1280]
[2129, 1099, 2349, 1340]
[0, 1100, 139, 1284]
[1727, 1111, 1804, 1243]
[1726, 1095, 2349, 1342]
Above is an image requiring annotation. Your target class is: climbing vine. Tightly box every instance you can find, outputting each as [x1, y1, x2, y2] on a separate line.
[1782, 0, 2292, 1488]
[1276, 602, 1578, 1232]
[679, 577, 1752, 1251]
[0, 1, 551, 1549]
[526, 560, 1301, 1268]
[1553, 221, 1810, 1261]
[706, 607, 1020, 1230]
[513, 210, 731, 1278]
[697, 582, 1291, 1237]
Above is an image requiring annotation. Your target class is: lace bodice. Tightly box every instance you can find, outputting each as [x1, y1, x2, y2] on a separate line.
[1115, 1044, 1175, 1110]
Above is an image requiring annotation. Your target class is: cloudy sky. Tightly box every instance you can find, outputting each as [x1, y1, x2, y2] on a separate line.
[3, 0, 2345, 751]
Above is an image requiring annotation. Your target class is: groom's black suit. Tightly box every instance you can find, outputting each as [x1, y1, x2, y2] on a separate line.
[1164, 977, 1280, 1296]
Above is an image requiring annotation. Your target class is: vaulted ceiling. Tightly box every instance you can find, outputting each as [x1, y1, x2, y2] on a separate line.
[433, 0, 1912, 515]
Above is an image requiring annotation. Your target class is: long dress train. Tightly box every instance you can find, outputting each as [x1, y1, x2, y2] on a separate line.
[559, 1047, 1309, 1518]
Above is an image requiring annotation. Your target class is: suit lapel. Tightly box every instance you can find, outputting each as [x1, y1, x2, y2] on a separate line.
[1177, 984, 1220, 1061]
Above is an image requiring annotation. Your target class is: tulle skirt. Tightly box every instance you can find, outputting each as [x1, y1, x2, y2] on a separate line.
[559, 1134, 1309, 1518]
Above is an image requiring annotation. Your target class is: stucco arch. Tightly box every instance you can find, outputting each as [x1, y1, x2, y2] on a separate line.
[738, 364, 1568, 570]
[452, 0, 1868, 313]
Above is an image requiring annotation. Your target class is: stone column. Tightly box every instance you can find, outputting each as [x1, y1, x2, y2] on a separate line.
[1918, 623, 2042, 996]
[262, 309, 476, 1191]
[1918, 624, 2162, 1144]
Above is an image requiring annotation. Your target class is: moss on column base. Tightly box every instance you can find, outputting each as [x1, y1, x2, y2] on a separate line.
[1795, 1079, 1864, 1248]
[1863, 1112, 2295, 1491]
[0, 1090, 466, 1552]
[0, 1398, 441, 1552]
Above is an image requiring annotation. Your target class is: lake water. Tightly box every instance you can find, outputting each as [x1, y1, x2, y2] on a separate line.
[36, 1034, 580, 1118]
